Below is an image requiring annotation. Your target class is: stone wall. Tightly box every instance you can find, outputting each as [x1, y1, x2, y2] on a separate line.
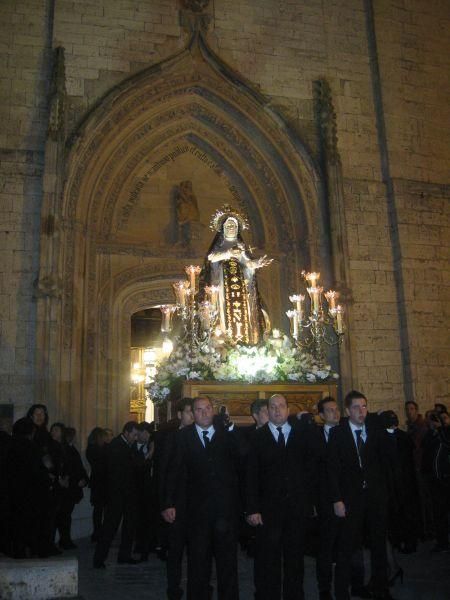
[0, 0, 52, 413]
[0, 0, 449, 424]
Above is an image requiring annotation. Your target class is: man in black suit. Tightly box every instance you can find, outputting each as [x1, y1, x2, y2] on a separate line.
[159, 398, 194, 600]
[93, 421, 139, 568]
[246, 394, 318, 600]
[328, 391, 394, 600]
[315, 396, 341, 600]
[163, 396, 243, 600]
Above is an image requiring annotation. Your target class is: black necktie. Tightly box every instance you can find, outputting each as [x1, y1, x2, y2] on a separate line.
[202, 430, 210, 448]
[355, 429, 364, 454]
[276, 426, 285, 449]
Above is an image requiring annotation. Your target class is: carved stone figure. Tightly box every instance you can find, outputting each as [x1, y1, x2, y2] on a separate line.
[181, 0, 210, 13]
[175, 180, 201, 246]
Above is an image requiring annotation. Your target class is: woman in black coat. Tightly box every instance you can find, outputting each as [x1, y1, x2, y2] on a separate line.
[26, 404, 63, 557]
[7, 418, 51, 558]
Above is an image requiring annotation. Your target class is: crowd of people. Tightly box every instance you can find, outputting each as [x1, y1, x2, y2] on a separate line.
[0, 394, 449, 600]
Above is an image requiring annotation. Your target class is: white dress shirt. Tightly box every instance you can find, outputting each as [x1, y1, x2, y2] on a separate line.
[195, 423, 215, 446]
[349, 421, 367, 446]
[268, 420, 291, 444]
[349, 421, 367, 470]
[323, 424, 335, 443]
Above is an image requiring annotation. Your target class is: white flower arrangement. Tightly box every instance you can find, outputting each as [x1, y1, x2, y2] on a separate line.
[149, 335, 337, 404]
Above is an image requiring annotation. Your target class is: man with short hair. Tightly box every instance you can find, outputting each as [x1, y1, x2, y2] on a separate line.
[163, 396, 243, 600]
[328, 391, 394, 600]
[405, 400, 428, 469]
[246, 394, 318, 600]
[315, 396, 340, 600]
[159, 398, 194, 600]
[93, 421, 139, 568]
[250, 399, 269, 429]
[133, 421, 155, 561]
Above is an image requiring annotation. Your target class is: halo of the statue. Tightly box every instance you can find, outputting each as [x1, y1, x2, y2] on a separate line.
[209, 203, 250, 232]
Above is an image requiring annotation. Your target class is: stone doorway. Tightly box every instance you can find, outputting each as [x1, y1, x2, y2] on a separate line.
[36, 32, 329, 443]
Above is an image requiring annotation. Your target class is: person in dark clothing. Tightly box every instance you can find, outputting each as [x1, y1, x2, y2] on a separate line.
[86, 427, 108, 543]
[0, 425, 12, 555]
[26, 405, 63, 557]
[246, 394, 319, 600]
[93, 421, 139, 568]
[49, 423, 70, 550]
[379, 410, 420, 555]
[133, 421, 156, 561]
[7, 418, 50, 558]
[55, 427, 88, 549]
[328, 391, 395, 600]
[163, 396, 245, 600]
[315, 396, 341, 600]
[238, 399, 269, 558]
[159, 398, 194, 600]
[421, 411, 450, 552]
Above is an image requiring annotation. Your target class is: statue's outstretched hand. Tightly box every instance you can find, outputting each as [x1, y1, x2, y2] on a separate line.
[254, 255, 273, 269]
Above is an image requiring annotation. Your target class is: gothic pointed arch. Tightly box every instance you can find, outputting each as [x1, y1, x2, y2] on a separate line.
[38, 26, 329, 432]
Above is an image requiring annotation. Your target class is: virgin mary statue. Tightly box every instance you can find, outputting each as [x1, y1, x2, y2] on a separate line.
[201, 205, 272, 345]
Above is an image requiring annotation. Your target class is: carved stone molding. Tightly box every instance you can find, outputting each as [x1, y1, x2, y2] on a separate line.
[313, 79, 340, 166]
[48, 47, 66, 140]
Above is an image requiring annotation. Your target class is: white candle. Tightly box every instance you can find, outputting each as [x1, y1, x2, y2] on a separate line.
[286, 310, 299, 338]
[173, 280, 188, 307]
[305, 271, 320, 288]
[185, 265, 201, 294]
[325, 290, 338, 310]
[336, 305, 344, 334]
[289, 294, 305, 323]
[205, 285, 219, 309]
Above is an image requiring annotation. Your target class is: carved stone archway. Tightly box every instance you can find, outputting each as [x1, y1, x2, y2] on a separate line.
[36, 28, 330, 438]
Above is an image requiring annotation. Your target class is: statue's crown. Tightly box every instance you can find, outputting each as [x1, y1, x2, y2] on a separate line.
[210, 204, 249, 232]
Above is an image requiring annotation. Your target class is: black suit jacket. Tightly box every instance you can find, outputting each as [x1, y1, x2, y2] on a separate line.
[158, 427, 187, 513]
[165, 424, 245, 524]
[105, 435, 138, 501]
[245, 422, 319, 519]
[327, 421, 390, 508]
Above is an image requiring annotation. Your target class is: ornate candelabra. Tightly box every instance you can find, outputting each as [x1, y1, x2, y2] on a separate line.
[171, 266, 220, 355]
[286, 271, 344, 365]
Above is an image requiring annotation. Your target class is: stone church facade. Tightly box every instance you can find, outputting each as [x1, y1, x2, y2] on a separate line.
[1, 0, 449, 437]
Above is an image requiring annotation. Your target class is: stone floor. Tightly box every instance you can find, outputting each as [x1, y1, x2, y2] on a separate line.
[69, 536, 449, 600]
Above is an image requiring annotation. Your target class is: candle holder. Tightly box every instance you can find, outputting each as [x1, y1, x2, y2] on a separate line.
[159, 304, 177, 333]
[170, 266, 220, 359]
[288, 272, 345, 365]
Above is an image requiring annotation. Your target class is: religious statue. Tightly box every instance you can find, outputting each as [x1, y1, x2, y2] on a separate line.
[201, 205, 272, 345]
[175, 180, 200, 246]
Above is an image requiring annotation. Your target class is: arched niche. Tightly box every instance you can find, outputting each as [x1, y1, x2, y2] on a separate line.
[37, 30, 329, 436]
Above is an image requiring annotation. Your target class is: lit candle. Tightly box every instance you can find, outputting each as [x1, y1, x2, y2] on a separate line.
[325, 290, 338, 311]
[173, 280, 189, 307]
[305, 271, 320, 288]
[185, 265, 201, 294]
[199, 301, 212, 331]
[205, 285, 220, 309]
[307, 287, 320, 313]
[160, 305, 176, 333]
[336, 305, 344, 334]
[286, 309, 299, 339]
[289, 294, 305, 322]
